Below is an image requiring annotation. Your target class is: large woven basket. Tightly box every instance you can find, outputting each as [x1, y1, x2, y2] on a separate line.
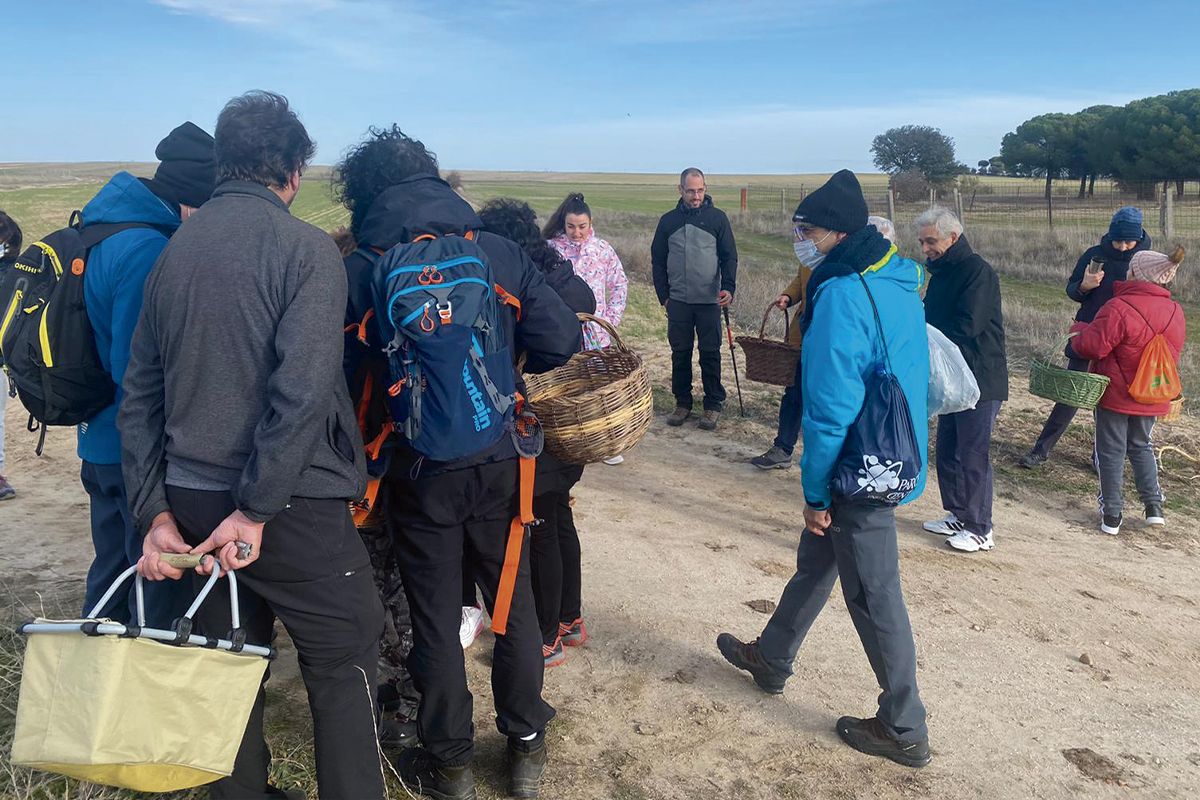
[735, 303, 801, 387]
[1029, 333, 1110, 410]
[1160, 395, 1185, 422]
[524, 313, 652, 465]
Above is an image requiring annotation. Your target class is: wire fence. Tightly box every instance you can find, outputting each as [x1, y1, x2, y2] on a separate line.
[743, 179, 1200, 238]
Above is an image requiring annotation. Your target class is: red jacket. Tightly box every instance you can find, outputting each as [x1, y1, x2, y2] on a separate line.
[1070, 281, 1186, 416]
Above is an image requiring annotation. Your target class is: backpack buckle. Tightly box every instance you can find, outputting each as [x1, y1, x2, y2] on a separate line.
[436, 301, 453, 326]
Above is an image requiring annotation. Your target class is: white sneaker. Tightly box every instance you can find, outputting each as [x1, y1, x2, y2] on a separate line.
[459, 605, 485, 649]
[947, 529, 994, 553]
[923, 512, 965, 536]
[603, 455, 625, 465]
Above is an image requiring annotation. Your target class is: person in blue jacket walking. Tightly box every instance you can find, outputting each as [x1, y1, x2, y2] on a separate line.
[716, 170, 932, 769]
[78, 122, 216, 625]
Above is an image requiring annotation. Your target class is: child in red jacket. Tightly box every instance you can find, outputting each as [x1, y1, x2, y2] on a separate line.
[1069, 246, 1186, 535]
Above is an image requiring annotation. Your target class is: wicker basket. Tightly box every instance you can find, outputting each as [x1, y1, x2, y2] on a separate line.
[1029, 334, 1110, 410]
[1160, 395, 1185, 422]
[735, 303, 802, 387]
[524, 313, 652, 465]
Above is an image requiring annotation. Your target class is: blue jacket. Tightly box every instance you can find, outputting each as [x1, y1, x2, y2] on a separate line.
[800, 247, 929, 509]
[77, 172, 180, 464]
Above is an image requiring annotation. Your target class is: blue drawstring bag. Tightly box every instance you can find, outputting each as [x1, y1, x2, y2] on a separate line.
[831, 274, 923, 506]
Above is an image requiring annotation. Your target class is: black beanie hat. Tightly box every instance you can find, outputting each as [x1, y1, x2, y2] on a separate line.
[143, 122, 216, 209]
[792, 169, 869, 233]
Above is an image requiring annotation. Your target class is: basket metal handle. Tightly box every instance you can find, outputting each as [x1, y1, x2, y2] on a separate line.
[577, 312, 629, 352]
[758, 302, 790, 343]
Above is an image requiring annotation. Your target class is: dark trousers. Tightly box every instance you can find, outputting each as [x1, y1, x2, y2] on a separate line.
[530, 489, 583, 647]
[167, 487, 385, 800]
[757, 503, 927, 743]
[81, 461, 190, 627]
[936, 400, 1002, 535]
[360, 519, 420, 720]
[387, 460, 555, 766]
[773, 380, 804, 455]
[666, 300, 726, 411]
[1029, 357, 1088, 458]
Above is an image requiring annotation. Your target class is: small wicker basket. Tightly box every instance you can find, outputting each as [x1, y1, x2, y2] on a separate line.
[524, 313, 652, 465]
[1160, 395, 1185, 422]
[735, 303, 802, 387]
[1029, 334, 1110, 410]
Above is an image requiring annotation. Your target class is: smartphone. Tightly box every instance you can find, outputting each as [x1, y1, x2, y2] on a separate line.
[1087, 258, 1105, 275]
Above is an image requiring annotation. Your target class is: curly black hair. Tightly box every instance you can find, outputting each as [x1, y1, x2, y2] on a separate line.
[541, 192, 591, 240]
[0, 210, 21, 260]
[478, 197, 566, 275]
[215, 91, 315, 188]
[333, 125, 439, 237]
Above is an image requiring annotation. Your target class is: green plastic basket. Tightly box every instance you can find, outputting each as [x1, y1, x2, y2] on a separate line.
[1029, 333, 1110, 410]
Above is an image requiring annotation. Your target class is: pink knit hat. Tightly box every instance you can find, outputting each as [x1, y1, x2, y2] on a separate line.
[1129, 246, 1184, 286]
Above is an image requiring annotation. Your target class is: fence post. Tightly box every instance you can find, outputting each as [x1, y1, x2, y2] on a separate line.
[1161, 184, 1174, 240]
[953, 188, 964, 222]
[780, 188, 786, 216]
[929, 188, 935, 208]
[740, 187, 748, 214]
[886, 189, 896, 223]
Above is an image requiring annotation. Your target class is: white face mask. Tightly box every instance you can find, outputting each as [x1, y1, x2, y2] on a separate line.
[794, 231, 832, 268]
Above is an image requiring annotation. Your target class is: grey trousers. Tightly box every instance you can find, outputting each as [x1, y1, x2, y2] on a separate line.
[1094, 407, 1162, 517]
[757, 502, 927, 742]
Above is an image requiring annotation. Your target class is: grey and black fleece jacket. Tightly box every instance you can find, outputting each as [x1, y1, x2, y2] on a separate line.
[651, 196, 737, 305]
[120, 181, 366, 533]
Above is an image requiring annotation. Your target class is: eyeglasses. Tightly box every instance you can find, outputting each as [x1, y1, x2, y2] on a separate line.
[793, 224, 816, 239]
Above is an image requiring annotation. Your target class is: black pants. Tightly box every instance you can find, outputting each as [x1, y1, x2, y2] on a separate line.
[773, 380, 804, 455]
[360, 517, 419, 720]
[167, 487, 385, 800]
[667, 300, 726, 411]
[530, 488, 583, 647]
[387, 460, 555, 766]
[935, 400, 1002, 535]
[1029, 356, 1089, 458]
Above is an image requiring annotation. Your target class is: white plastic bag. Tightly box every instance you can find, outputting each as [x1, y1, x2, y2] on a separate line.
[927, 324, 980, 417]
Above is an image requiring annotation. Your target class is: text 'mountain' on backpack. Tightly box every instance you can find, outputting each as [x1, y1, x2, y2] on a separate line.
[366, 231, 519, 463]
[0, 213, 165, 452]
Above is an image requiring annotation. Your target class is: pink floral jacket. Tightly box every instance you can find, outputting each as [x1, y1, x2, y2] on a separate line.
[548, 231, 628, 349]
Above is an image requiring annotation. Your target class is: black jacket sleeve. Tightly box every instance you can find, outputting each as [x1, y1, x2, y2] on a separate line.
[541, 259, 596, 317]
[716, 211, 738, 295]
[515, 250, 583, 374]
[941, 261, 995, 346]
[1065, 247, 1094, 303]
[651, 215, 670, 305]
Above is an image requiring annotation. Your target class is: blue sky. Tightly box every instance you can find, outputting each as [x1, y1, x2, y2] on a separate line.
[7, 0, 1200, 172]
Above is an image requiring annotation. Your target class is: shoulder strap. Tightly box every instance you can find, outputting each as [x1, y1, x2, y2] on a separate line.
[854, 272, 893, 373]
[1117, 298, 1175, 338]
[77, 222, 171, 250]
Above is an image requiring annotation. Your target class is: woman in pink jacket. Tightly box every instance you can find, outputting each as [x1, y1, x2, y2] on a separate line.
[1069, 246, 1187, 535]
[545, 193, 630, 465]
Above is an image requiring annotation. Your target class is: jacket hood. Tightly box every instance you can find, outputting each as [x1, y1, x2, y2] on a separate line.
[926, 233, 974, 272]
[1112, 279, 1173, 300]
[81, 171, 181, 230]
[358, 174, 483, 250]
[1098, 232, 1151, 262]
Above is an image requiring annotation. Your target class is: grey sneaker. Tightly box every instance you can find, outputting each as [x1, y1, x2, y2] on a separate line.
[666, 406, 692, 427]
[751, 446, 792, 470]
[836, 716, 931, 768]
[697, 409, 720, 431]
[1017, 451, 1047, 469]
[0, 475, 13, 501]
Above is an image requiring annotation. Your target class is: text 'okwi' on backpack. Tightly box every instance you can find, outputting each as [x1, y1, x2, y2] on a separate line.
[0, 211, 168, 454]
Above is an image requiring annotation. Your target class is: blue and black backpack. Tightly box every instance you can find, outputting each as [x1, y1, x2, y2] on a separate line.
[364, 231, 519, 463]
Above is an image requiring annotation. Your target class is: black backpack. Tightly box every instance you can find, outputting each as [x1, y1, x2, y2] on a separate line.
[0, 212, 167, 453]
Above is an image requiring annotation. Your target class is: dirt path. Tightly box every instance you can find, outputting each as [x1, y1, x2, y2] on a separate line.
[3, 373, 1200, 799]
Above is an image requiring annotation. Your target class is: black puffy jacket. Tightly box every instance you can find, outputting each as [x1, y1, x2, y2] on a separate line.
[1065, 231, 1151, 323]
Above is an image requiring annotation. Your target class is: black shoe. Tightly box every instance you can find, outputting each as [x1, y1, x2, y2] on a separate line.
[507, 738, 548, 799]
[835, 716, 931, 768]
[716, 633, 787, 694]
[1017, 451, 1047, 469]
[379, 714, 419, 751]
[1101, 514, 1123, 535]
[751, 446, 793, 470]
[1145, 504, 1166, 526]
[396, 747, 477, 800]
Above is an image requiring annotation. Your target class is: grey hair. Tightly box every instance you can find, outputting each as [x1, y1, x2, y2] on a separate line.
[867, 215, 896, 243]
[679, 167, 705, 186]
[914, 205, 963, 237]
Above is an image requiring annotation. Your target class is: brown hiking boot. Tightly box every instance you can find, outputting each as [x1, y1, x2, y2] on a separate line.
[666, 406, 692, 426]
[697, 409, 720, 431]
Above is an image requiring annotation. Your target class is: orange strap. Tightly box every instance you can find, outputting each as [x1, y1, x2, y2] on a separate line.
[495, 283, 522, 320]
[413, 234, 436, 243]
[492, 455, 536, 635]
[365, 421, 394, 461]
[351, 479, 381, 528]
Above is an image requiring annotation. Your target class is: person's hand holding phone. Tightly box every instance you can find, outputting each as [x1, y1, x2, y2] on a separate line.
[1081, 260, 1105, 292]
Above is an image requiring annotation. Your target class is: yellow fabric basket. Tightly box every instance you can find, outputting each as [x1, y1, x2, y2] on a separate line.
[11, 564, 270, 792]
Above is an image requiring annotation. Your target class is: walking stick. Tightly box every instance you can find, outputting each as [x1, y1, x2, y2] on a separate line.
[723, 306, 746, 416]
